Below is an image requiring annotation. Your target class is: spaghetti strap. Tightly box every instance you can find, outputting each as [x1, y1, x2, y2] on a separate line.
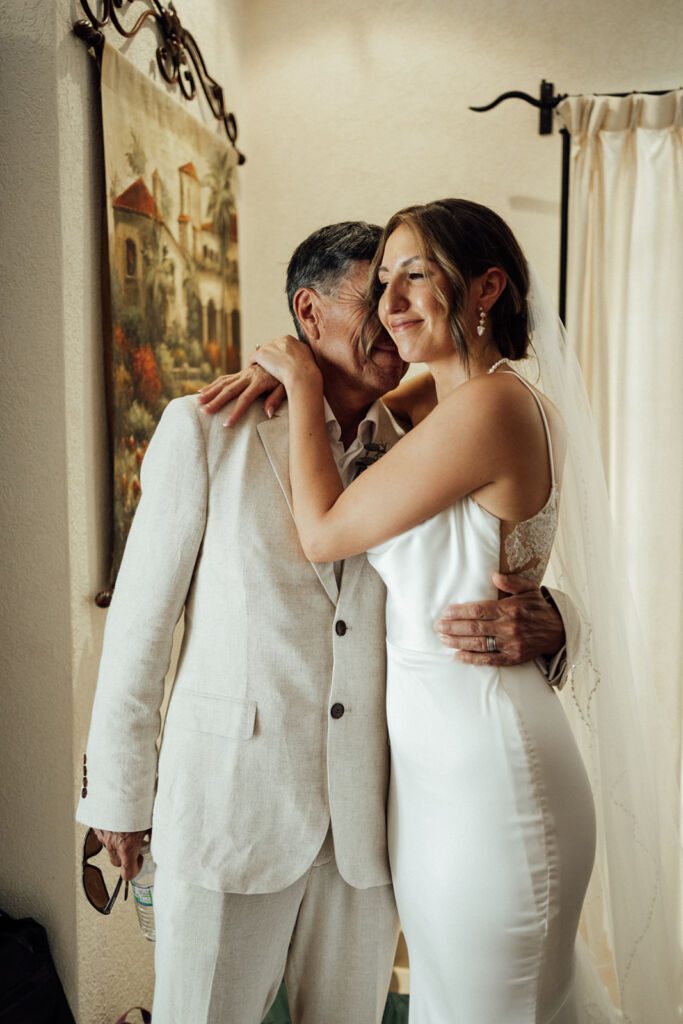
[496, 369, 556, 488]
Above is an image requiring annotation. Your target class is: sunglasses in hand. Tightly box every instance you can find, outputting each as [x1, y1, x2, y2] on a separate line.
[81, 827, 129, 914]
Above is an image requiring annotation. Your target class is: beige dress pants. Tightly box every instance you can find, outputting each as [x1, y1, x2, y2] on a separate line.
[152, 829, 400, 1024]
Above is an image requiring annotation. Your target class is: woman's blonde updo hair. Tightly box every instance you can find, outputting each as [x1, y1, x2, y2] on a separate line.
[363, 198, 531, 368]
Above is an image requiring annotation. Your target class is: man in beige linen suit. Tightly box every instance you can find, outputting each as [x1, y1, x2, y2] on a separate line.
[77, 222, 569, 1023]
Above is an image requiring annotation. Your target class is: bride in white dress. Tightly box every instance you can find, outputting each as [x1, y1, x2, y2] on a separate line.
[253, 198, 597, 1022]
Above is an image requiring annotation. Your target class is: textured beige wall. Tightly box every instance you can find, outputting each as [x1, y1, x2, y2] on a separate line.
[235, 0, 682, 365]
[0, 0, 680, 1021]
[0, 0, 81, 1012]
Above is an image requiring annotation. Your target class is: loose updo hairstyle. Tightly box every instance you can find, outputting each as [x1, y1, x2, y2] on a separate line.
[363, 199, 531, 369]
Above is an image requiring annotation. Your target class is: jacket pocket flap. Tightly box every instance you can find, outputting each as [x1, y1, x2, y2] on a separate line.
[167, 691, 256, 740]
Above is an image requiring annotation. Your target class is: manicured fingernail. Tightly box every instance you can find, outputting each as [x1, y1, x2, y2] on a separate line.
[266, 408, 273, 419]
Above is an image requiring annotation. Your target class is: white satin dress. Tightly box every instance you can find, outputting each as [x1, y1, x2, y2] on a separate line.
[368, 371, 596, 1023]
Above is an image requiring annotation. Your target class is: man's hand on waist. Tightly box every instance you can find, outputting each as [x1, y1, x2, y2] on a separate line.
[435, 572, 566, 667]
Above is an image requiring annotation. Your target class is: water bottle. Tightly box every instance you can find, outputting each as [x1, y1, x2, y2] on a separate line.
[130, 841, 156, 941]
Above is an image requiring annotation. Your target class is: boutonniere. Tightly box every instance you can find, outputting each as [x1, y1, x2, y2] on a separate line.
[354, 441, 387, 476]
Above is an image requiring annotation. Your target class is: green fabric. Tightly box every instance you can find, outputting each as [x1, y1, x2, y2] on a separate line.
[381, 992, 410, 1023]
[261, 985, 290, 1024]
[261, 984, 409, 1023]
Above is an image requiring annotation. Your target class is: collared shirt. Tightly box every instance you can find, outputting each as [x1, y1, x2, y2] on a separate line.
[323, 397, 382, 487]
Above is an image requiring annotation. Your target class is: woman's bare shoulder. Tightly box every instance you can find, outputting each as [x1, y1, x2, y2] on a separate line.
[438, 369, 537, 427]
[458, 369, 564, 428]
[434, 370, 566, 473]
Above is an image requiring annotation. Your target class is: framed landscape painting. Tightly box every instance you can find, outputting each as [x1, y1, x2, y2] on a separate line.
[100, 45, 240, 578]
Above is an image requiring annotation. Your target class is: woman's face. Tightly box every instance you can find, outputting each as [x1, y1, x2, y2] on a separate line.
[377, 223, 455, 364]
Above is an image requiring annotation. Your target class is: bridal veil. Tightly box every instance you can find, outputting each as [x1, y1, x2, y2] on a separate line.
[521, 267, 682, 1022]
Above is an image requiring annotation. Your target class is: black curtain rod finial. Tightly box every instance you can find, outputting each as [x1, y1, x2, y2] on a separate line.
[469, 79, 566, 135]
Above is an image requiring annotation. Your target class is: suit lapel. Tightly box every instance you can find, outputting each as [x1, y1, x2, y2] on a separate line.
[257, 413, 339, 606]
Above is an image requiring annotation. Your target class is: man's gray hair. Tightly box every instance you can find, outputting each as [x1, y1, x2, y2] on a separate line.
[286, 221, 382, 341]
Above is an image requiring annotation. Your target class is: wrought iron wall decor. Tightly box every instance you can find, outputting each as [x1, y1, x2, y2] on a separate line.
[74, 0, 245, 165]
[469, 80, 676, 324]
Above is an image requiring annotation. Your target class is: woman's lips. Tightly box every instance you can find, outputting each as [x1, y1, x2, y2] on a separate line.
[389, 319, 422, 332]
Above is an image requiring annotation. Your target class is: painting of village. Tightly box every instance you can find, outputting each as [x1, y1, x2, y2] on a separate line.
[101, 46, 240, 576]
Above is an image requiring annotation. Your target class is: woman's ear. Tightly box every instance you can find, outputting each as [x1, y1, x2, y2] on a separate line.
[479, 268, 507, 310]
[293, 287, 322, 342]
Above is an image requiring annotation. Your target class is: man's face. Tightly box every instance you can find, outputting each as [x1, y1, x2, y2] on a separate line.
[308, 261, 408, 403]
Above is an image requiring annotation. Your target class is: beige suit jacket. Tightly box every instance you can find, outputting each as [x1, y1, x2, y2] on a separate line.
[77, 396, 402, 894]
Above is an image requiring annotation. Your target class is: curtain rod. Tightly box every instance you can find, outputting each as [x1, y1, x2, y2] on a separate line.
[470, 80, 680, 136]
[469, 80, 680, 323]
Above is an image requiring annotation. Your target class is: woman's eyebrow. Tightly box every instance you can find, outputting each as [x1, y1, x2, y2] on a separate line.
[378, 255, 421, 274]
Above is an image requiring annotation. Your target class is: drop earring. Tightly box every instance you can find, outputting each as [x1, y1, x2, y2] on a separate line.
[476, 307, 486, 337]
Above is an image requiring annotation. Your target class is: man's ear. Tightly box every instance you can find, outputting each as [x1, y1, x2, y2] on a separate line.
[293, 287, 322, 342]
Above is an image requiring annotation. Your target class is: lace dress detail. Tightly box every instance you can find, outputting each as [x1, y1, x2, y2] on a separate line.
[501, 485, 559, 582]
[493, 365, 559, 583]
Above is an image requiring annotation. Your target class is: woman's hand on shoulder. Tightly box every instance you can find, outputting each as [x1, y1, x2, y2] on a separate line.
[197, 334, 322, 426]
[252, 335, 322, 396]
[198, 364, 286, 426]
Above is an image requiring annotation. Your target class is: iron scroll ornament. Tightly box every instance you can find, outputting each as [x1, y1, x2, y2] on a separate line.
[74, 0, 246, 164]
[469, 80, 568, 137]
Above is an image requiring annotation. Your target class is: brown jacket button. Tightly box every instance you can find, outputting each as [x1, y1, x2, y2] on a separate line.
[335, 620, 347, 636]
[330, 703, 345, 719]
[81, 787, 88, 799]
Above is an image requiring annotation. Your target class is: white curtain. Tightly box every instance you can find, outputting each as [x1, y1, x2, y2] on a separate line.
[557, 90, 683, 998]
